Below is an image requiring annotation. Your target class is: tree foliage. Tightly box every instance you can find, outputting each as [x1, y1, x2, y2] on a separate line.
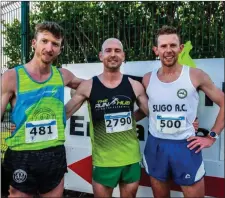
[2, 19, 21, 68]
[2, 1, 224, 68]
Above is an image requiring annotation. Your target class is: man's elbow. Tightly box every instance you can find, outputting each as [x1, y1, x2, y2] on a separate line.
[218, 96, 225, 109]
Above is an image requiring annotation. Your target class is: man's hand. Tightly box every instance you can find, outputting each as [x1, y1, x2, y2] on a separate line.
[187, 136, 215, 153]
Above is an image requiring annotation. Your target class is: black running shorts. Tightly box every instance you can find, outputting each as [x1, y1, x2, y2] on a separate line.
[3, 145, 67, 194]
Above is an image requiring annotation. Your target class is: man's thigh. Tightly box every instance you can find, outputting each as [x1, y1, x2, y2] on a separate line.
[92, 166, 122, 188]
[169, 141, 205, 186]
[121, 162, 141, 184]
[181, 177, 205, 197]
[40, 177, 65, 198]
[3, 145, 67, 195]
[9, 185, 33, 198]
[119, 162, 141, 197]
[92, 180, 114, 198]
[3, 148, 38, 194]
[143, 134, 170, 181]
[119, 181, 139, 198]
[37, 145, 67, 194]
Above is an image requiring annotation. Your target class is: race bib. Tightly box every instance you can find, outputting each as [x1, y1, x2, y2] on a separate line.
[156, 114, 186, 134]
[104, 111, 133, 133]
[25, 119, 58, 143]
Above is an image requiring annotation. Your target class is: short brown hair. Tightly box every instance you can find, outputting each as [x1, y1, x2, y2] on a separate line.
[34, 21, 64, 42]
[155, 25, 181, 45]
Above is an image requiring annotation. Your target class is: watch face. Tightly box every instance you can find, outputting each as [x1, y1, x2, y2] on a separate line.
[210, 131, 216, 137]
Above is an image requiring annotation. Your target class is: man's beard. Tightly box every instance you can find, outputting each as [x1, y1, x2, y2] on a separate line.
[41, 56, 56, 64]
[162, 56, 178, 67]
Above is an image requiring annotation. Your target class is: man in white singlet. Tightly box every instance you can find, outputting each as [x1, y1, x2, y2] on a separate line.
[142, 26, 224, 197]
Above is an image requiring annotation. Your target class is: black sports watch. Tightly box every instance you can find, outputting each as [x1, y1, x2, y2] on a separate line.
[208, 131, 219, 139]
[196, 128, 209, 137]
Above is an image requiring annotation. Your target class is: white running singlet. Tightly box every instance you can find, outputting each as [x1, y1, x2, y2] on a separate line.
[146, 66, 199, 140]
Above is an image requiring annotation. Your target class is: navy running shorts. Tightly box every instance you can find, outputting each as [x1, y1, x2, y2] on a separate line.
[143, 133, 205, 186]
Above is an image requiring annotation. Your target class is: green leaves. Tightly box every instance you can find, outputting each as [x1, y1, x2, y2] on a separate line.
[2, 2, 224, 69]
[2, 19, 21, 68]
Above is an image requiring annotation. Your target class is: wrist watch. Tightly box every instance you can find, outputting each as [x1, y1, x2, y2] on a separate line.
[208, 131, 219, 139]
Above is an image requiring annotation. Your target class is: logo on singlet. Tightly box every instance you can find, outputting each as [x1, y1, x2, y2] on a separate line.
[31, 108, 56, 120]
[13, 169, 27, 183]
[177, 89, 187, 99]
[51, 86, 58, 96]
[95, 96, 131, 109]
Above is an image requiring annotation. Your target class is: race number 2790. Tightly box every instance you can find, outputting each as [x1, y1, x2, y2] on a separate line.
[104, 111, 133, 133]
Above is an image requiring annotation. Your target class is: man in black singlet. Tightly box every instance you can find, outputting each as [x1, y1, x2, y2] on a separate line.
[66, 38, 149, 198]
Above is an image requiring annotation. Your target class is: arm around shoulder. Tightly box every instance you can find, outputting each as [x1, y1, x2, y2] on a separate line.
[65, 79, 92, 120]
[59, 68, 84, 89]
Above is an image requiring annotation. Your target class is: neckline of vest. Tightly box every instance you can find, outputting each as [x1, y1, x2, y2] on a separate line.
[95, 74, 125, 90]
[22, 65, 54, 84]
[155, 65, 186, 85]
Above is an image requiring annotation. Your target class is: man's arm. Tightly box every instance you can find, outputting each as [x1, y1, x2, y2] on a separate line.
[135, 83, 149, 117]
[132, 73, 152, 121]
[65, 79, 92, 120]
[142, 72, 151, 90]
[70, 89, 76, 98]
[1, 70, 15, 119]
[133, 109, 146, 122]
[59, 68, 84, 89]
[199, 71, 224, 134]
[188, 69, 224, 153]
[193, 69, 224, 134]
[128, 78, 149, 118]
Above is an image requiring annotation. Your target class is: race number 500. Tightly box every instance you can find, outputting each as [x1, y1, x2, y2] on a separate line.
[156, 115, 186, 134]
[159, 119, 181, 128]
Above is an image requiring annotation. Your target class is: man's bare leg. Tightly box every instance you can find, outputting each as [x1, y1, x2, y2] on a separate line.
[181, 177, 205, 198]
[150, 176, 170, 198]
[40, 178, 64, 198]
[119, 181, 139, 198]
[9, 186, 33, 198]
[92, 180, 114, 198]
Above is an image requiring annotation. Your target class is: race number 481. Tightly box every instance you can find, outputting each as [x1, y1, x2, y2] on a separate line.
[25, 119, 58, 143]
